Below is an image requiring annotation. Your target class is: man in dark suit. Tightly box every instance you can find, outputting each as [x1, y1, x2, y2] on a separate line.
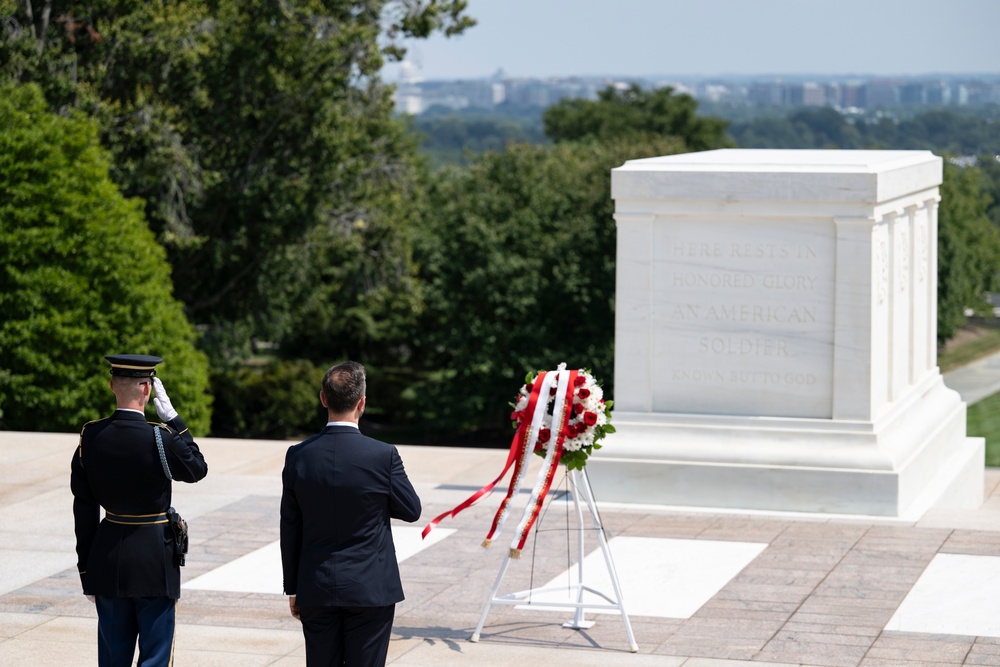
[71, 354, 208, 667]
[280, 360, 421, 667]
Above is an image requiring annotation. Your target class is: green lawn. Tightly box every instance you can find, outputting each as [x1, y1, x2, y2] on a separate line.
[968, 392, 1000, 467]
[939, 327, 1000, 373]
[944, 326, 1000, 467]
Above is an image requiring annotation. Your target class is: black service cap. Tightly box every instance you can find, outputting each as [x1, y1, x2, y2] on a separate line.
[105, 354, 162, 377]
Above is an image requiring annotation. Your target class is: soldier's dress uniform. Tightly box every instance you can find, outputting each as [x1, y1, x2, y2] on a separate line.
[71, 355, 208, 667]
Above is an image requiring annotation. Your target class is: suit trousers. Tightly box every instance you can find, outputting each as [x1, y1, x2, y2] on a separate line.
[95, 595, 176, 667]
[299, 603, 395, 667]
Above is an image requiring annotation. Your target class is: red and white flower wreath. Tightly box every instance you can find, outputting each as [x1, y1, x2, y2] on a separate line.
[511, 364, 614, 471]
[422, 363, 614, 558]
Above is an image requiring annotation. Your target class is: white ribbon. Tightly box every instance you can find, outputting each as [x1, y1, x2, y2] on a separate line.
[510, 363, 571, 554]
[490, 368, 559, 541]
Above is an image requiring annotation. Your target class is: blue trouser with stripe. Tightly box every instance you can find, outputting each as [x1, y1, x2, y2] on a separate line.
[95, 596, 176, 667]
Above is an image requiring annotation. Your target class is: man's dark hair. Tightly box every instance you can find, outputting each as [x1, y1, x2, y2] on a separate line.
[321, 361, 366, 414]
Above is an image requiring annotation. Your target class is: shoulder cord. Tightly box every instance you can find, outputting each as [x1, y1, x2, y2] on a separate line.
[154, 426, 173, 480]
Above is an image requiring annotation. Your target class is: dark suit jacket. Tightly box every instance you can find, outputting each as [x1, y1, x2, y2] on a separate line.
[71, 409, 208, 598]
[280, 425, 421, 607]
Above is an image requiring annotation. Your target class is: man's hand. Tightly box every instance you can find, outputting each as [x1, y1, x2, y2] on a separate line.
[86, 595, 95, 604]
[289, 595, 300, 621]
[152, 378, 178, 422]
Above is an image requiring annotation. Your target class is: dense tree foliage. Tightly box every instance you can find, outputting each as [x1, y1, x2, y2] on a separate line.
[401, 135, 686, 439]
[730, 107, 862, 148]
[937, 161, 1000, 342]
[543, 84, 732, 151]
[729, 107, 1000, 154]
[0, 83, 211, 432]
[411, 102, 1000, 168]
[1, 0, 472, 435]
[409, 107, 549, 167]
[210, 359, 324, 439]
[0, 0, 470, 348]
[977, 154, 1000, 228]
[390, 86, 742, 439]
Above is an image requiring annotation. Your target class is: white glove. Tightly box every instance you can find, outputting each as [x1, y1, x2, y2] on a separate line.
[152, 377, 178, 422]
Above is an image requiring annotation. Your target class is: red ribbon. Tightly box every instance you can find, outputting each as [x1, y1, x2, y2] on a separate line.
[483, 423, 530, 543]
[421, 373, 547, 540]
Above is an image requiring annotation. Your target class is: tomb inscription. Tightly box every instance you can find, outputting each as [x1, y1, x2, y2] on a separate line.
[651, 221, 835, 418]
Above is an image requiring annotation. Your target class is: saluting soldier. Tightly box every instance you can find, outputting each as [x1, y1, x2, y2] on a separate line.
[71, 354, 208, 667]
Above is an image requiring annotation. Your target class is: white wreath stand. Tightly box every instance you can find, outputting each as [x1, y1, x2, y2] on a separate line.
[469, 467, 639, 653]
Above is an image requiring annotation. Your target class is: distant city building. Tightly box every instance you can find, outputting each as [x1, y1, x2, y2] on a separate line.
[389, 69, 1000, 115]
[697, 82, 732, 103]
[748, 81, 784, 106]
[864, 80, 899, 107]
[900, 83, 927, 106]
[955, 84, 970, 105]
[925, 81, 952, 105]
[787, 82, 826, 106]
[965, 80, 1000, 105]
[824, 82, 842, 107]
[840, 82, 866, 108]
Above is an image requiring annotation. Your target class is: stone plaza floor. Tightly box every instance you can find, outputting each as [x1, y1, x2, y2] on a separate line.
[5, 428, 1000, 667]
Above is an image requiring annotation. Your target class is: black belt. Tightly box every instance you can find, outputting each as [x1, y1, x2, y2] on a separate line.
[105, 511, 169, 526]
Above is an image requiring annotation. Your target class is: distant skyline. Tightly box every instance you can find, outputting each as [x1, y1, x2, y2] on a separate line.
[382, 0, 1000, 82]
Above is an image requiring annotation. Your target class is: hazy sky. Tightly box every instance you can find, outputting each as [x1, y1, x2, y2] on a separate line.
[383, 0, 1000, 82]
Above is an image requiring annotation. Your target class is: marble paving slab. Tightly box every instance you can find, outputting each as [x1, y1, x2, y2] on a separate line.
[0, 549, 76, 597]
[886, 553, 1000, 637]
[184, 526, 455, 595]
[513, 536, 768, 618]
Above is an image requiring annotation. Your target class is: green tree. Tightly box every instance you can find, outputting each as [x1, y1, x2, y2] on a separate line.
[409, 108, 549, 167]
[543, 84, 732, 151]
[730, 107, 863, 149]
[0, 0, 472, 366]
[729, 116, 807, 148]
[892, 111, 999, 154]
[975, 154, 1000, 228]
[277, 161, 425, 375]
[403, 135, 686, 440]
[789, 107, 863, 148]
[0, 83, 211, 432]
[857, 116, 900, 149]
[937, 161, 1000, 342]
[210, 359, 324, 438]
[729, 108, 1000, 155]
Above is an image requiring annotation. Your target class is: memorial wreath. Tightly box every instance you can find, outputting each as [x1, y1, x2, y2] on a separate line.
[422, 363, 614, 557]
[511, 366, 614, 471]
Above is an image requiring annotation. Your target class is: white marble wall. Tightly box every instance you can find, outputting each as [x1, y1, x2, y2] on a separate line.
[593, 149, 983, 516]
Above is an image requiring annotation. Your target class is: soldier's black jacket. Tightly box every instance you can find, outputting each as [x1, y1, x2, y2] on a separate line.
[71, 409, 208, 598]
